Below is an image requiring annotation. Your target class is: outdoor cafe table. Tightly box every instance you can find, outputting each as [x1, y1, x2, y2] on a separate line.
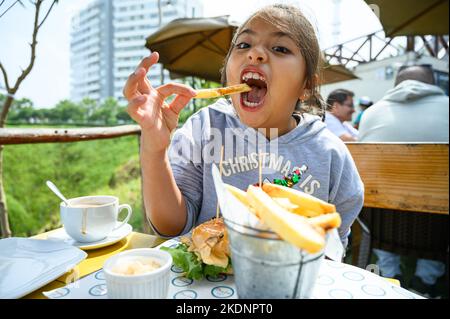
[23, 229, 422, 299]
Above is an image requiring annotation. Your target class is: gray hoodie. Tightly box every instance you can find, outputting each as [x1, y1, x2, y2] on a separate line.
[153, 98, 364, 245]
[359, 80, 449, 142]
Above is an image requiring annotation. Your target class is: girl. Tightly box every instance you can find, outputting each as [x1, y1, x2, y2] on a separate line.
[123, 4, 364, 247]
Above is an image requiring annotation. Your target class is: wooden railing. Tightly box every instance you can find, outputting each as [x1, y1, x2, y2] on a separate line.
[0, 125, 141, 145]
[0, 125, 151, 234]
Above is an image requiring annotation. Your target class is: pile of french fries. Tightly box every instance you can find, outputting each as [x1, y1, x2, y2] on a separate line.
[225, 183, 342, 254]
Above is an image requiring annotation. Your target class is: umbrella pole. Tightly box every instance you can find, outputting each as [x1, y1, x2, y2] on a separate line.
[192, 76, 197, 112]
[406, 36, 415, 52]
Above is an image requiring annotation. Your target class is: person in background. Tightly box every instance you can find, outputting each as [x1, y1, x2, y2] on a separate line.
[325, 89, 359, 141]
[358, 65, 449, 298]
[353, 96, 373, 129]
[359, 65, 448, 141]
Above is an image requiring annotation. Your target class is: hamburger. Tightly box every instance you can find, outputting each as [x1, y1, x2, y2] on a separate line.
[161, 217, 232, 280]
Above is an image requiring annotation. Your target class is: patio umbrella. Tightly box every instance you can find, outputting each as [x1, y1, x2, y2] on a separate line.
[365, 0, 449, 37]
[146, 16, 358, 84]
[146, 16, 238, 82]
[320, 63, 359, 85]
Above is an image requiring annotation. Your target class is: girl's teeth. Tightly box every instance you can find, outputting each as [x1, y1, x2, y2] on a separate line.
[241, 72, 266, 82]
[243, 99, 260, 107]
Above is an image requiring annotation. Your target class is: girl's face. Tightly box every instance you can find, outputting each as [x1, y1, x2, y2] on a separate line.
[226, 17, 307, 135]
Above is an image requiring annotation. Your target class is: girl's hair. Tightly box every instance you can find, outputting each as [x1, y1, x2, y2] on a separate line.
[220, 4, 326, 119]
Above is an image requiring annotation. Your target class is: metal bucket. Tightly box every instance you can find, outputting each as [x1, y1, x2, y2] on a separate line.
[225, 219, 324, 299]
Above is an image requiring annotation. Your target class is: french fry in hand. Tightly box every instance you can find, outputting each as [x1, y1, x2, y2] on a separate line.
[194, 84, 251, 99]
[246, 185, 325, 253]
[308, 213, 342, 231]
[262, 183, 336, 217]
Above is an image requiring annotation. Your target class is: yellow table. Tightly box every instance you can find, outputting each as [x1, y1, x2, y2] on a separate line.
[24, 229, 166, 299]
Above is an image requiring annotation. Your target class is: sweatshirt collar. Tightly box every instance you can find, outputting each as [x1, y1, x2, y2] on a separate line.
[209, 99, 326, 145]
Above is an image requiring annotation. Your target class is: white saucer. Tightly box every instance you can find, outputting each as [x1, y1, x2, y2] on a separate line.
[47, 223, 132, 251]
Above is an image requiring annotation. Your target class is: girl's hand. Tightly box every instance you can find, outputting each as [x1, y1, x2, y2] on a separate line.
[123, 52, 196, 153]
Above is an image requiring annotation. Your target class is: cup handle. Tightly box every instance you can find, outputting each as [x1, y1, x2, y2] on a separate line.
[113, 204, 132, 231]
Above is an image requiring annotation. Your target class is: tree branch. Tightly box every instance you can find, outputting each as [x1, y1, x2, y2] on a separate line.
[1, 0, 37, 124]
[0, 0, 58, 126]
[11, 0, 41, 92]
[0, 62, 10, 91]
[0, 0, 21, 19]
[37, 0, 57, 30]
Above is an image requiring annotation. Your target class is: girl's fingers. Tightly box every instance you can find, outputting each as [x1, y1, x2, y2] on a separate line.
[157, 83, 196, 99]
[136, 51, 159, 74]
[136, 68, 151, 95]
[136, 52, 160, 94]
[123, 52, 160, 99]
[123, 70, 143, 100]
[156, 83, 196, 118]
[168, 94, 194, 115]
[127, 95, 147, 123]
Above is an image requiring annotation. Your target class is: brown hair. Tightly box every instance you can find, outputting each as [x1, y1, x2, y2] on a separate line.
[326, 89, 355, 111]
[220, 4, 326, 119]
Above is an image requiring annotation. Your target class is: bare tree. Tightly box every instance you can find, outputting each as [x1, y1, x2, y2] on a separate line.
[0, 0, 59, 238]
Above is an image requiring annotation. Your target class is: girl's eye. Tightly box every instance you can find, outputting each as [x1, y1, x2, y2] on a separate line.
[273, 46, 290, 54]
[235, 42, 250, 49]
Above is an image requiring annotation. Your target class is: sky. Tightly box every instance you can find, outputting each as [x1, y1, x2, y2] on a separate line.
[0, 0, 381, 108]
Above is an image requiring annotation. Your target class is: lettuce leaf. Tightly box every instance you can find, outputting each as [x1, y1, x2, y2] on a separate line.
[161, 243, 203, 280]
[161, 243, 231, 280]
[204, 263, 230, 278]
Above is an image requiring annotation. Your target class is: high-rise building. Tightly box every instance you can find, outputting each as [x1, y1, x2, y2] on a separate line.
[70, 0, 203, 104]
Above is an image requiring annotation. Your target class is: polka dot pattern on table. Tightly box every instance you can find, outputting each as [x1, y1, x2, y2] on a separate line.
[46, 288, 70, 299]
[173, 289, 198, 299]
[361, 285, 386, 297]
[207, 274, 227, 282]
[42, 239, 425, 299]
[89, 284, 107, 297]
[328, 289, 353, 299]
[343, 271, 365, 281]
[316, 275, 335, 286]
[211, 286, 235, 298]
[171, 265, 184, 273]
[172, 276, 193, 287]
[95, 270, 105, 280]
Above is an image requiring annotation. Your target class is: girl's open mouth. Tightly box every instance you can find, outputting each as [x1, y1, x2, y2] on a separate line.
[240, 71, 268, 111]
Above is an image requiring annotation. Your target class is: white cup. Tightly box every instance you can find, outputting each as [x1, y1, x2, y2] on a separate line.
[103, 248, 172, 299]
[60, 195, 132, 243]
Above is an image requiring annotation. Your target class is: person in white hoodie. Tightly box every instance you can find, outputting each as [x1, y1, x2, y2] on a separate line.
[358, 65, 449, 142]
[358, 65, 449, 298]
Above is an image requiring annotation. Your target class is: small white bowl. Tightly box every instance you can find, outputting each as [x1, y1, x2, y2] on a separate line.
[103, 248, 172, 299]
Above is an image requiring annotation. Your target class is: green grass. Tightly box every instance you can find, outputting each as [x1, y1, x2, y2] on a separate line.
[3, 135, 144, 237]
